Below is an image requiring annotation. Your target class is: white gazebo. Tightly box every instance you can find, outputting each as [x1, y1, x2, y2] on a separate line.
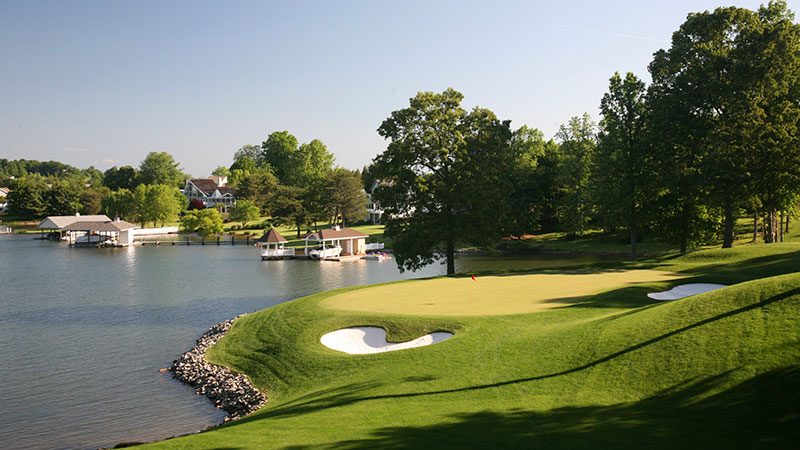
[257, 228, 294, 260]
[303, 226, 368, 259]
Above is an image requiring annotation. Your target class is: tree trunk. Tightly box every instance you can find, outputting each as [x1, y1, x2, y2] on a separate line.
[630, 201, 636, 261]
[780, 213, 785, 242]
[296, 224, 301, 238]
[786, 216, 791, 234]
[722, 196, 734, 248]
[753, 208, 758, 243]
[446, 239, 455, 275]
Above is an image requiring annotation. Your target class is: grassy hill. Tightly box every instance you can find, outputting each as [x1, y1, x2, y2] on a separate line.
[141, 244, 800, 449]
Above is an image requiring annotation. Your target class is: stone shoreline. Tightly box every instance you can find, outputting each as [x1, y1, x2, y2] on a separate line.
[167, 315, 267, 421]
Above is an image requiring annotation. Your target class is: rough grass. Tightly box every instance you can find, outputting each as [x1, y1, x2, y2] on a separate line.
[137, 243, 800, 449]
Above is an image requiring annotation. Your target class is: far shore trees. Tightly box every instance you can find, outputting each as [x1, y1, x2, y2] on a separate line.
[180, 208, 224, 237]
[373, 88, 513, 275]
[228, 199, 260, 228]
[555, 114, 596, 235]
[138, 152, 185, 188]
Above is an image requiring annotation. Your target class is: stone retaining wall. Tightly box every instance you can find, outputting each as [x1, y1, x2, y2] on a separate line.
[168, 315, 266, 421]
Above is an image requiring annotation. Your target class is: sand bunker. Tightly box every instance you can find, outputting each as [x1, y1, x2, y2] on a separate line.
[647, 283, 727, 301]
[320, 326, 454, 354]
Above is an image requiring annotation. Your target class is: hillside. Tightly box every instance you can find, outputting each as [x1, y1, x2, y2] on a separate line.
[142, 244, 800, 449]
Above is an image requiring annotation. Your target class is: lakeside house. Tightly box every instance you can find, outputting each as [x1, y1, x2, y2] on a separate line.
[257, 228, 294, 260]
[365, 180, 383, 224]
[62, 217, 138, 247]
[0, 187, 9, 212]
[38, 213, 112, 240]
[303, 226, 369, 259]
[183, 177, 236, 212]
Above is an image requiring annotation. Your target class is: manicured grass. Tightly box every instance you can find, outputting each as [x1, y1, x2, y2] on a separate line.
[140, 243, 800, 449]
[320, 270, 683, 316]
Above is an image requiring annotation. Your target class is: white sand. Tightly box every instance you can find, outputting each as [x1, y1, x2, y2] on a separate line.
[647, 283, 728, 301]
[320, 326, 454, 355]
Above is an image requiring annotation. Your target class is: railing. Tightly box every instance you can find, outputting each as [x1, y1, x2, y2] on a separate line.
[365, 242, 385, 251]
[260, 248, 296, 257]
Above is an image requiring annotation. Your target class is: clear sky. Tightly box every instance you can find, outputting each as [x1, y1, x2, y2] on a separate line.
[2, 0, 799, 177]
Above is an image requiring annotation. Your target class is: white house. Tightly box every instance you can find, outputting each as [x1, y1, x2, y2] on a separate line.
[365, 180, 383, 224]
[183, 177, 236, 212]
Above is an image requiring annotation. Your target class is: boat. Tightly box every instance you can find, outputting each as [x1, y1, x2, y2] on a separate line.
[309, 245, 342, 260]
[362, 252, 390, 261]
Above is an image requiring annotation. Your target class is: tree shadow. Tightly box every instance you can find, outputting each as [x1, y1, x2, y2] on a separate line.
[284, 366, 800, 449]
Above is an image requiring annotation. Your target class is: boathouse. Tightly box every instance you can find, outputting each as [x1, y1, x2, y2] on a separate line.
[303, 226, 368, 258]
[62, 218, 138, 247]
[38, 214, 112, 240]
[257, 228, 294, 260]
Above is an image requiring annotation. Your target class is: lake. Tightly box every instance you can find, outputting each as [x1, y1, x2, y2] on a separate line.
[0, 234, 610, 449]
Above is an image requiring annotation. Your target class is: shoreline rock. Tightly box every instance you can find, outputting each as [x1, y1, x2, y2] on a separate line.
[167, 315, 267, 422]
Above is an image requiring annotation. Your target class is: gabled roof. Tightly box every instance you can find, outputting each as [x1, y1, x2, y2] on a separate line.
[39, 215, 111, 229]
[0, 187, 10, 195]
[256, 228, 288, 244]
[62, 219, 137, 232]
[304, 227, 369, 241]
[187, 179, 235, 197]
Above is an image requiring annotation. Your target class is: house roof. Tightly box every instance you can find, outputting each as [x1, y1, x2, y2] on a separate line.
[188, 178, 235, 197]
[305, 227, 369, 241]
[62, 219, 137, 232]
[256, 228, 288, 244]
[0, 187, 10, 196]
[38, 215, 111, 229]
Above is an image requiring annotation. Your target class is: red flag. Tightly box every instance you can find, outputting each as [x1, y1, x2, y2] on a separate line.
[471, 274, 476, 282]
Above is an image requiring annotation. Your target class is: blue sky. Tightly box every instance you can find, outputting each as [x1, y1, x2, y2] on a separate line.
[2, 0, 798, 177]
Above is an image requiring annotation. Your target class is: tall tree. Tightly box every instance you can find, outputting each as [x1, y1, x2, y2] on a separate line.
[233, 144, 262, 163]
[6, 175, 48, 217]
[237, 170, 279, 215]
[271, 185, 312, 237]
[180, 208, 224, 237]
[373, 88, 513, 275]
[322, 168, 367, 227]
[228, 199, 261, 228]
[103, 166, 139, 191]
[555, 114, 596, 235]
[101, 188, 136, 221]
[506, 126, 547, 238]
[287, 139, 335, 187]
[260, 131, 299, 183]
[138, 152, 184, 188]
[595, 72, 650, 259]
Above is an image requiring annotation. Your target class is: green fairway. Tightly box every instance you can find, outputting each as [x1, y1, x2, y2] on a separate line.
[141, 243, 800, 449]
[320, 269, 683, 316]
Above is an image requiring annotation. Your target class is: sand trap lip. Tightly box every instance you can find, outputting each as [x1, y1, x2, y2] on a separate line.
[647, 283, 728, 301]
[320, 326, 454, 354]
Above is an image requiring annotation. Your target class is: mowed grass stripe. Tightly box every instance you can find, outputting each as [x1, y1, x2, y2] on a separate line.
[320, 269, 684, 316]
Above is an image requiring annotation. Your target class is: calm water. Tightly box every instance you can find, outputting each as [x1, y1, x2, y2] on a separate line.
[0, 235, 609, 449]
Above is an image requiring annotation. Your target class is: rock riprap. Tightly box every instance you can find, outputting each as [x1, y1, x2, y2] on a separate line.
[168, 315, 266, 421]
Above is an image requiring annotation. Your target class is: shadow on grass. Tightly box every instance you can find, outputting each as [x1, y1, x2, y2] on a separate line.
[284, 366, 800, 449]
[234, 288, 799, 428]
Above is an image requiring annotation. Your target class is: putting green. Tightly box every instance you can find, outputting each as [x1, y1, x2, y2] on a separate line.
[320, 269, 684, 316]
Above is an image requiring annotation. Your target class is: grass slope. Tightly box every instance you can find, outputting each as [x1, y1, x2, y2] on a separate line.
[142, 244, 800, 449]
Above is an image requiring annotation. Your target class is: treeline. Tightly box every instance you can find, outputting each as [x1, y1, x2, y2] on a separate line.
[213, 131, 367, 236]
[372, 2, 800, 273]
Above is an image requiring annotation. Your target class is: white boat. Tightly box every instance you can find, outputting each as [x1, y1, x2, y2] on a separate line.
[309, 246, 342, 260]
[362, 252, 390, 261]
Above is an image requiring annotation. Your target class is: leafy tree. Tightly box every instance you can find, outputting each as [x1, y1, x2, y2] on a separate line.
[271, 185, 311, 237]
[595, 72, 650, 259]
[323, 168, 367, 227]
[287, 139, 335, 187]
[506, 125, 548, 238]
[237, 170, 279, 215]
[180, 208, 224, 237]
[362, 162, 378, 192]
[228, 156, 258, 188]
[233, 144, 261, 163]
[45, 180, 83, 216]
[79, 186, 110, 215]
[101, 188, 135, 221]
[228, 199, 261, 228]
[260, 131, 299, 183]
[138, 152, 184, 187]
[211, 166, 230, 178]
[555, 114, 596, 235]
[373, 88, 513, 275]
[130, 184, 183, 227]
[6, 175, 48, 217]
[82, 166, 104, 187]
[103, 166, 139, 191]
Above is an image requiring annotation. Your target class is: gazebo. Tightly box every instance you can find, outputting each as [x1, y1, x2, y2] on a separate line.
[257, 228, 293, 260]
